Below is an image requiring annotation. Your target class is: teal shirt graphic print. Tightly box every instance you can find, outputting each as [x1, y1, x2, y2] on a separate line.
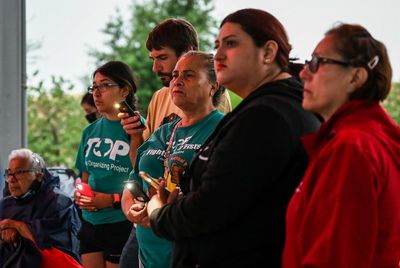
[129, 110, 224, 268]
[76, 117, 133, 225]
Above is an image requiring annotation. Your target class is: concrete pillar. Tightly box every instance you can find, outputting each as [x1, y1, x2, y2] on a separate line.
[0, 0, 26, 196]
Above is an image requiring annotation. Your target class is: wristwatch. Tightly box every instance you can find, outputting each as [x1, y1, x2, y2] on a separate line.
[112, 193, 121, 209]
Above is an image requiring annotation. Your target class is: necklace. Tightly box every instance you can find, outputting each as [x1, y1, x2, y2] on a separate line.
[163, 119, 182, 190]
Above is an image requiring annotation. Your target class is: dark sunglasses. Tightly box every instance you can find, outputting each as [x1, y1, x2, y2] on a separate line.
[305, 55, 351, 73]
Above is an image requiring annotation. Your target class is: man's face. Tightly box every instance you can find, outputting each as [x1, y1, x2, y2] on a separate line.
[149, 47, 179, 86]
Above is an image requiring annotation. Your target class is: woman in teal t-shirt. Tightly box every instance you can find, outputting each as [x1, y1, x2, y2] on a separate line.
[120, 51, 225, 268]
[75, 61, 142, 268]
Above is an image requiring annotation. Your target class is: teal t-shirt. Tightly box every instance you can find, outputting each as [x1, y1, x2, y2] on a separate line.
[75, 117, 134, 225]
[130, 110, 224, 268]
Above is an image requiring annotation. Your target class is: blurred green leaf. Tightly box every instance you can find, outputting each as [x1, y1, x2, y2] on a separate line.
[383, 83, 400, 124]
[27, 77, 87, 168]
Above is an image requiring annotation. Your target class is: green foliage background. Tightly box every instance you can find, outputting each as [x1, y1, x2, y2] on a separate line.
[27, 0, 399, 168]
[28, 76, 87, 168]
[27, 0, 219, 168]
[89, 0, 218, 114]
[383, 82, 400, 124]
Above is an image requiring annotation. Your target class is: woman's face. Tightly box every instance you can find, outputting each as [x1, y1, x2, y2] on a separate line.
[81, 102, 97, 115]
[7, 158, 38, 197]
[170, 55, 215, 111]
[300, 34, 355, 121]
[214, 22, 265, 97]
[92, 72, 128, 117]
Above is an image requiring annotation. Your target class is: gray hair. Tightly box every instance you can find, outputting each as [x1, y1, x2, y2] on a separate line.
[181, 50, 225, 107]
[8, 148, 46, 172]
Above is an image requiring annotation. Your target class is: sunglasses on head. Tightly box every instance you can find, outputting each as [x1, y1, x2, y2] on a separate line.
[305, 55, 351, 73]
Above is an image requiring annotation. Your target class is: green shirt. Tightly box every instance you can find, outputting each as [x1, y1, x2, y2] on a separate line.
[76, 117, 134, 224]
[130, 110, 224, 268]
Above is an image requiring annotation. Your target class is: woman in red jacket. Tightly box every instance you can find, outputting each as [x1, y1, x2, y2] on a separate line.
[283, 23, 400, 267]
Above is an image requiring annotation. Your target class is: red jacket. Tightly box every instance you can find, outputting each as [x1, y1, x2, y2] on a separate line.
[283, 100, 400, 268]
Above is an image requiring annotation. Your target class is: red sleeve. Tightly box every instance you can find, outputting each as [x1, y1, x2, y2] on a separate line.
[297, 141, 380, 267]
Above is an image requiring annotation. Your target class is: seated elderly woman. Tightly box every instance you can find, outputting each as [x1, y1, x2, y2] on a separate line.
[0, 149, 81, 267]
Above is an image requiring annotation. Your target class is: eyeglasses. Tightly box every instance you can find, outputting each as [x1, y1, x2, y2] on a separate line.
[305, 55, 351, 73]
[87, 83, 119, 94]
[4, 169, 36, 182]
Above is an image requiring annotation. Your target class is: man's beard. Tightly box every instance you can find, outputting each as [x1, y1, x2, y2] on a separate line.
[157, 72, 172, 87]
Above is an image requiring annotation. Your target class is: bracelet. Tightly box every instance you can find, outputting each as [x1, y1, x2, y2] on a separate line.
[112, 193, 121, 209]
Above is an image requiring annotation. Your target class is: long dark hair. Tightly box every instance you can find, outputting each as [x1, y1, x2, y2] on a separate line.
[93, 61, 138, 110]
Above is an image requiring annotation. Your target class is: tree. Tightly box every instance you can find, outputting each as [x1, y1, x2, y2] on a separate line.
[25, 0, 218, 168]
[88, 0, 218, 114]
[28, 76, 86, 167]
[383, 82, 400, 124]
